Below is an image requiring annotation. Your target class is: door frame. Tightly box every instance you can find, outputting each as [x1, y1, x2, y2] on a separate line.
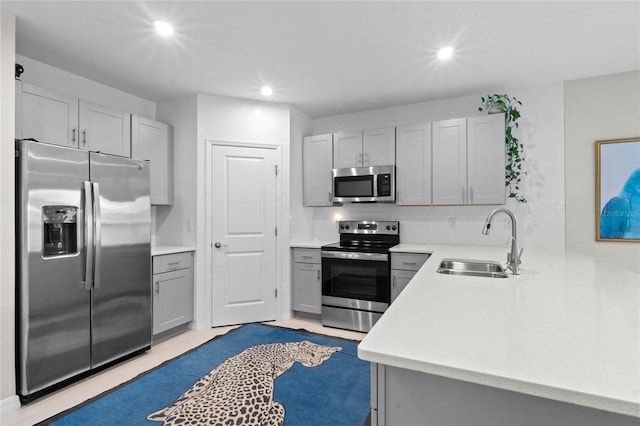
[204, 139, 283, 327]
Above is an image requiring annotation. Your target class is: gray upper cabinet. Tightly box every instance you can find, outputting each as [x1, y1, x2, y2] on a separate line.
[467, 113, 506, 205]
[78, 100, 131, 157]
[131, 115, 174, 206]
[396, 123, 432, 205]
[16, 81, 79, 148]
[432, 114, 505, 205]
[332, 130, 363, 168]
[16, 81, 131, 157]
[363, 127, 396, 166]
[333, 127, 395, 168]
[303, 134, 333, 207]
[432, 118, 468, 205]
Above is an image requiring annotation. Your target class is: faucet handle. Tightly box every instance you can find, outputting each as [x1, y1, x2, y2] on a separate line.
[517, 248, 524, 264]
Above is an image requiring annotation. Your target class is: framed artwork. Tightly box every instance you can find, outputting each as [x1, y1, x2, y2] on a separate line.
[595, 137, 640, 242]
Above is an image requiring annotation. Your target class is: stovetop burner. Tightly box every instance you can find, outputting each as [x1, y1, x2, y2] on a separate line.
[321, 240, 398, 254]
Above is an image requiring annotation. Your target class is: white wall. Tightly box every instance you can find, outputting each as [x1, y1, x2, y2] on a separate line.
[289, 106, 314, 242]
[565, 71, 640, 273]
[290, 83, 566, 251]
[0, 10, 18, 411]
[158, 95, 293, 328]
[15, 55, 155, 118]
[156, 95, 198, 248]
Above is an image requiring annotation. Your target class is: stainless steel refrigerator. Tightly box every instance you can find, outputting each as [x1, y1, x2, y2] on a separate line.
[16, 140, 152, 401]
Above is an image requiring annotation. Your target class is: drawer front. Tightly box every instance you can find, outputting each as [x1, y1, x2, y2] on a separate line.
[293, 248, 321, 264]
[391, 253, 430, 271]
[153, 251, 193, 274]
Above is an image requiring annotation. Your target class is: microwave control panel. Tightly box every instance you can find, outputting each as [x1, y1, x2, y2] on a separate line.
[377, 174, 392, 196]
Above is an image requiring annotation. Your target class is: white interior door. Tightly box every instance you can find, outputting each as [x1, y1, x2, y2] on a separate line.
[210, 144, 277, 327]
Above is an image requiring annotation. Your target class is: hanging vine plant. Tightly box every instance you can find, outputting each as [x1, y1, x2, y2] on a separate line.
[479, 94, 526, 203]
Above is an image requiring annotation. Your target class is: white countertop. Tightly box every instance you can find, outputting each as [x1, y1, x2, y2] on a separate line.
[152, 245, 196, 256]
[358, 244, 640, 418]
[390, 243, 434, 254]
[290, 240, 336, 249]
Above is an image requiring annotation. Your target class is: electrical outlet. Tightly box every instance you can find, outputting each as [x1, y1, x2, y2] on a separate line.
[449, 217, 457, 229]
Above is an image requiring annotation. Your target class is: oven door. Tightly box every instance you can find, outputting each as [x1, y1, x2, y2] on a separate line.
[321, 251, 390, 312]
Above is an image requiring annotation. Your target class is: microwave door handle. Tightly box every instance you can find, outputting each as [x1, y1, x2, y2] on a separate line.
[93, 182, 102, 289]
[83, 181, 93, 290]
[373, 173, 378, 197]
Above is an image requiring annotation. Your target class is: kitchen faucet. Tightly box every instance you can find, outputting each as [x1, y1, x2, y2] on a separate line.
[481, 208, 522, 275]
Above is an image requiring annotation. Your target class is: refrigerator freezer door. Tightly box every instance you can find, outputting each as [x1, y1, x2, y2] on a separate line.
[89, 153, 151, 367]
[17, 141, 91, 397]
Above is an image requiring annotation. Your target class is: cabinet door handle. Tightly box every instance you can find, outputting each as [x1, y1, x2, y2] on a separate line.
[393, 275, 396, 289]
[403, 261, 416, 266]
[328, 191, 332, 202]
[469, 186, 474, 204]
[358, 153, 362, 166]
[155, 280, 160, 293]
[82, 130, 87, 145]
[72, 127, 77, 143]
[461, 187, 466, 203]
[365, 152, 369, 166]
[317, 270, 320, 281]
[302, 255, 312, 259]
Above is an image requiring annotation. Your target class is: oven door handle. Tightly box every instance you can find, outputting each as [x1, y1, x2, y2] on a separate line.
[321, 251, 388, 262]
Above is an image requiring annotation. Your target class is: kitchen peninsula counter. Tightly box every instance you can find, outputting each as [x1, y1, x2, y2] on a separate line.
[358, 244, 640, 424]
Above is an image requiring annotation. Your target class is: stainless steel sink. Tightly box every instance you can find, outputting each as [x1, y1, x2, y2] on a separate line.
[437, 258, 509, 278]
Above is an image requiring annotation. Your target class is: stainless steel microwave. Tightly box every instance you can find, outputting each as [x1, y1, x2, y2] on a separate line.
[332, 165, 395, 203]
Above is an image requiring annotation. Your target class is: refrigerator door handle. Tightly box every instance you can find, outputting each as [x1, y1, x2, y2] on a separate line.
[93, 182, 102, 289]
[83, 181, 94, 290]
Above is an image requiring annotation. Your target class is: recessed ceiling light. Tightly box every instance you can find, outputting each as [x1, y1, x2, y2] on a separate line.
[437, 46, 454, 60]
[260, 86, 273, 96]
[154, 21, 174, 37]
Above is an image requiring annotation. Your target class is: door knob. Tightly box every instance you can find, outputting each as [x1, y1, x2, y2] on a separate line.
[214, 242, 227, 248]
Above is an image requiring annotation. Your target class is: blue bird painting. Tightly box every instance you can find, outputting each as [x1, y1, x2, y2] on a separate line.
[600, 167, 640, 239]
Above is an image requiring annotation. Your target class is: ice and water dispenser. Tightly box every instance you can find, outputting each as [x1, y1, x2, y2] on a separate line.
[42, 206, 78, 257]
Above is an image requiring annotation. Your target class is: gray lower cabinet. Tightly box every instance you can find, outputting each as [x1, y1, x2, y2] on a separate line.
[390, 252, 430, 303]
[292, 248, 322, 314]
[370, 363, 638, 426]
[152, 251, 194, 335]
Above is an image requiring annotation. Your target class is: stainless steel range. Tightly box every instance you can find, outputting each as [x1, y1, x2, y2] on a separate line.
[321, 220, 399, 332]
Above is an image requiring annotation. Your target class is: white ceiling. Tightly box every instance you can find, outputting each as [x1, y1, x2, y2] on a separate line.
[3, 1, 639, 118]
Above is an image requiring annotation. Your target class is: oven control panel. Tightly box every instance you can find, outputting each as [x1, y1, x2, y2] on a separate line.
[338, 220, 399, 235]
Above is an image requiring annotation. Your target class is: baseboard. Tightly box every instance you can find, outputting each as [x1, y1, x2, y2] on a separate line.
[0, 395, 21, 413]
[280, 311, 292, 321]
